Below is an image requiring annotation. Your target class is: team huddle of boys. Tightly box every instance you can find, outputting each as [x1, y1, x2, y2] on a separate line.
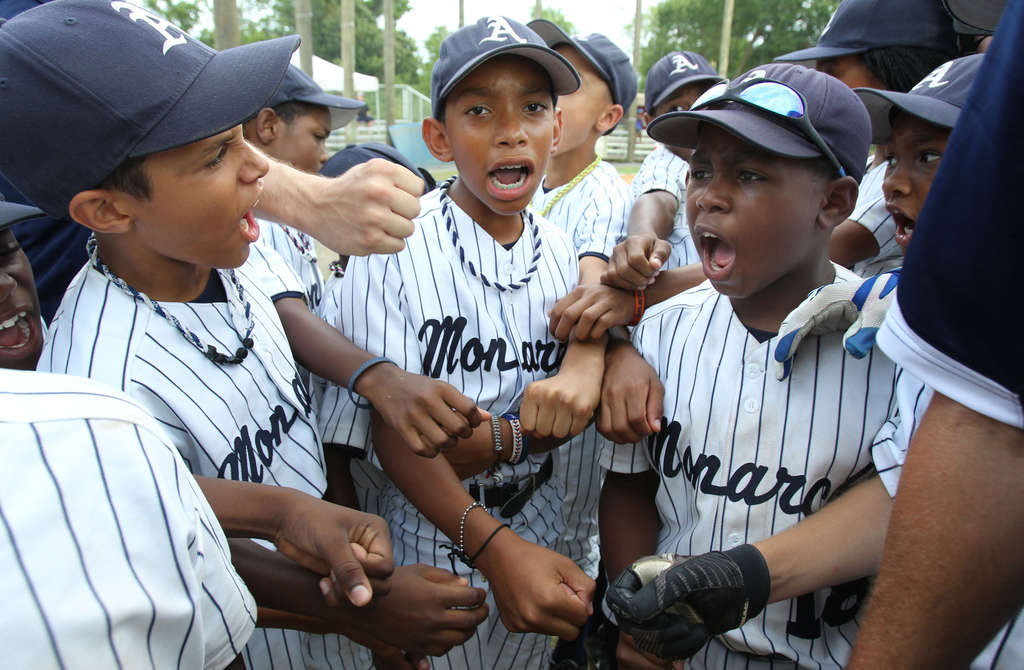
[0, 0, 1018, 669]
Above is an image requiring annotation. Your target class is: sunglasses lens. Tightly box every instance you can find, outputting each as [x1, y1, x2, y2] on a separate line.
[691, 81, 729, 110]
[739, 81, 807, 118]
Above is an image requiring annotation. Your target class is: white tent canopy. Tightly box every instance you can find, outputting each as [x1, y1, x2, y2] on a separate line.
[289, 52, 379, 93]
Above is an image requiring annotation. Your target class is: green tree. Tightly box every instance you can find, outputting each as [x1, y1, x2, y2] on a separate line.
[535, 8, 575, 35]
[640, 0, 838, 81]
[415, 25, 450, 95]
[257, 0, 421, 83]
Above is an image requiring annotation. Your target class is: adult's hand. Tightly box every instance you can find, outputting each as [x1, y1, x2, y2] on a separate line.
[258, 156, 422, 255]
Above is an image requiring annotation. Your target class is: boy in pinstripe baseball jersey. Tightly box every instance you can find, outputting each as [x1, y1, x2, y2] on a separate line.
[318, 16, 599, 669]
[775, 0, 957, 278]
[0, 2, 489, 668]
[598, 63, 901, 670]
[1, 199, 482, 669]
[244, 65, 365, 311]
[524, 21, 637, 668]
[622, 51, 723, 275]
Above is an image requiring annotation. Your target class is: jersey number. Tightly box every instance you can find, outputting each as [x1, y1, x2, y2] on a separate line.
[785, 577, 870, 639]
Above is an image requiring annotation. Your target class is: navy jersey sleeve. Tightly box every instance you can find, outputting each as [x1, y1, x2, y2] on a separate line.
[880, 0, 1024, 426]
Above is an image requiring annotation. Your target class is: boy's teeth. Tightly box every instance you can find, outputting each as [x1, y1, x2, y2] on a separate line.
[491, 165, 527, 189]
[0, 312, 26, 330]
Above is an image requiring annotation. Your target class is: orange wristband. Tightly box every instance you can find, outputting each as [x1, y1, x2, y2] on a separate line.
[629, 289, 646, 326]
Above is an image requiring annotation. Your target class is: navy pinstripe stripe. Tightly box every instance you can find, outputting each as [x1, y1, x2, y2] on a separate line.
[32, 423, 125, 668]
[0, 500, 65, 668]
[87, 421, 161, 668]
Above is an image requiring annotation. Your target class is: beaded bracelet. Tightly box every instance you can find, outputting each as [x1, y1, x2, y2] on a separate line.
[446, 500, 484, 569]
[629, 289, 646, 327]
[347, 356, 394, 407]
[491, 414, 503, 459]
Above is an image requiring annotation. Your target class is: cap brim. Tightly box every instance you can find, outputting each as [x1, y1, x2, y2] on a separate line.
[648, 75, 726, 111]
[296, 89, 366, 130]
[648, 107, 822, 160]
[943, 0, 1004, 32]
[132, 35, 300, 156]
[436, 43, 581, 106]
[0, 201, 46, 231]
[528, 19, 608, 83]
[774, 44, 866, 63]
[855, 88, 960, 144]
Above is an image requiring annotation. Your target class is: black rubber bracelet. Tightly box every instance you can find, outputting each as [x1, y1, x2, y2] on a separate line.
[723, 543, 771, 621]
[469, 523, 511, 565]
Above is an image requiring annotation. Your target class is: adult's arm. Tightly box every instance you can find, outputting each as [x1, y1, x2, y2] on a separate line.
[848, 394, 1024, 669]
[256, 155, 421, 255]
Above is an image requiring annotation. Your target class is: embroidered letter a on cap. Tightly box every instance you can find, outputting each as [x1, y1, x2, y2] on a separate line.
[671, 53, 700, 74]
[110, 1, 187, 55]
[480, 17, 527, 45]
[912, 61, 953, 90]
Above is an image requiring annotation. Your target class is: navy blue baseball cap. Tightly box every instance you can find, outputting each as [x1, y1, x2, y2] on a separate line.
[648, 63, 872, 182]
[267, 64, 366, 130]
[431, 16, 580, 115]
[0, 196, 44, 232]
[775, 0, 957, 63]
[0, 0, 298, 218]
[527, 19, 638, 114]
[855, 53, 982, 143]
[321, 142, 436, 192]
[644, 51, 724, 113]
[944, 0, 1005, 32]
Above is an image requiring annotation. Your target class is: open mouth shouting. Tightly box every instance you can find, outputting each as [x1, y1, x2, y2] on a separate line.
[887, 204, 915, 252]
[698, 230, 737, 280]
[487, 161, 533, 200]
[240, 210, 260, 243]
[0, 309, 42, 369]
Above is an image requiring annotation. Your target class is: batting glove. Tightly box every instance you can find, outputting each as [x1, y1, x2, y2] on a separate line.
[773, 269, 900, 380]
[606, 545, 770, 661]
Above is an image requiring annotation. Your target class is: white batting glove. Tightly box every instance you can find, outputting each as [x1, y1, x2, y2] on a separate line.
[773, 270, 900, 380]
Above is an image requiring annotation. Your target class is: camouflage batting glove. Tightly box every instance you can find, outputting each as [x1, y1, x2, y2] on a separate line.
[606, 545, 770, 661]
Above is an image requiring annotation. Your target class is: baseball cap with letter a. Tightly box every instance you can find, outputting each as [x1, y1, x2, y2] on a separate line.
[430, 16, 581, 115]
[0, 0, 298, 218]
[644, 51, 724, 113]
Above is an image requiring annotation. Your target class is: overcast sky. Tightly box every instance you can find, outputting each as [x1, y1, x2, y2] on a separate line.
[397, 1, 640, 58]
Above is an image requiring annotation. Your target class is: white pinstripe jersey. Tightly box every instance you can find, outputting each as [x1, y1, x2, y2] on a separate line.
[530, 159, 631, 578]
[0, 369, 256, 670]
[317, 186, 579, 670]
[872, 345, 1024, 670]
[530, 159, 630, 260]
[37, 246, 335, 670]
[601, 267, 900, 670]
[631, 145, 699, 269]
[254, 218, 325, 310]
[850, 162, 904, 277]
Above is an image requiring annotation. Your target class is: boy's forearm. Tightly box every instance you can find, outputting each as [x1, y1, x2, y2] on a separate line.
[627, 190, 678, 240]
[371, 412, 502, 551]
[274, 297, 374, 386]
[599, 470, 661, 582]
[755, 475, 890, 604]
[196, 477, 295, 540]
[644, 263, 706, 306]
[232, 539, 388, 646]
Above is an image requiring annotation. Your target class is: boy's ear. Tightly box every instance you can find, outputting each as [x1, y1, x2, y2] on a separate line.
[422, 117, 454, 163]
[67, 189, 136, 234]
[551, 107, 563, 154]
[817, 175, 860, 230]
[595, 103, 625, 135]
[247, 108, 281, 147]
